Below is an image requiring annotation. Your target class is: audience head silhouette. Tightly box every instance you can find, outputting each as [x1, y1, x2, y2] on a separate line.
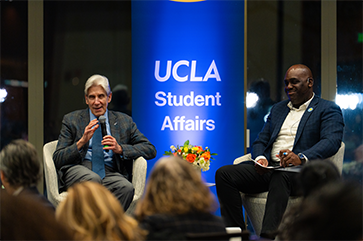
[0, 139, 41, 194]
[135, 156, 217, 219]
[56, 181, 145, 241]
[290, 181, 362, 240]
[0, 189, 73, 240]
[297, 159, 341, 197]
[277, 160, 343, 240]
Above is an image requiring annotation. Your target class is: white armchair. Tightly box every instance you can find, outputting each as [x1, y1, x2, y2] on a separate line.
[233, 142, 345, 236]
[43, 140, 68, 206]
[43, 140, 147, 214]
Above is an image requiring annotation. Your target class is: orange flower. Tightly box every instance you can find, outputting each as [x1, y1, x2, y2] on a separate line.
[201, 152, 211, 161]
[196, 146, 204, 153]
[186, 153, 196, 163]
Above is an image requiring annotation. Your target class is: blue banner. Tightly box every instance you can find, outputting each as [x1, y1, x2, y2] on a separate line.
[132, 0, 245, 186]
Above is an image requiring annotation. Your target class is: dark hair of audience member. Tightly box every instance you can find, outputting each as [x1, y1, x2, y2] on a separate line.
[0, 139, 41, 188]
[277, 160, 342, 240]
[297, 159, 341, 197]
[134, 156, 218, 220]
[0, 189, 73, 240]
[289, 181, 362, 240]
[56, 181, 145, 241]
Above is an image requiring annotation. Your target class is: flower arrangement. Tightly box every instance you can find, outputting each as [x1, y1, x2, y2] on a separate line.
[164, 140, 217, 172]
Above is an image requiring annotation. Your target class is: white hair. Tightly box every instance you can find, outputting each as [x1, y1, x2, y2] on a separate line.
[84, 74, 111, 96]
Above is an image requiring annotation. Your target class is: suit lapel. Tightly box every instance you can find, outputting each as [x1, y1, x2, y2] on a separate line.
[294, 96, 319, 145]
[79, 109, 90, 134]
[270, 103, 290, 141]
[108, 111, 120, 143]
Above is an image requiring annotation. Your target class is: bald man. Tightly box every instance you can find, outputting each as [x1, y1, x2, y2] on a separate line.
[215, 64, 344, 239]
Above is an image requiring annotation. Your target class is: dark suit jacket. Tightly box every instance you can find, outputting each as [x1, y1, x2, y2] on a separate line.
[19, 186, 55, 211]
[139, 212, 227, 240]
[252, 95, 344, 164]
[53, 108, 157, 191]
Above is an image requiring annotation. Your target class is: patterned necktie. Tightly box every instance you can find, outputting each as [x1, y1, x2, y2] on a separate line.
[92, 124, 105, 179]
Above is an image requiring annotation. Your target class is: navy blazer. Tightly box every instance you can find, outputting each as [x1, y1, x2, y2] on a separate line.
[252, 95, 344, 164]
[53, 108, 157, 191]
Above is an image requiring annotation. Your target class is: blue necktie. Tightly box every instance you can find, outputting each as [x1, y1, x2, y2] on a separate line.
[92, 124, 105, 179]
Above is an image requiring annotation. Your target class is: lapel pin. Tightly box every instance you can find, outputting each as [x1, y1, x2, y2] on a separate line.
[308, 107, 313, 112]
[114, 122, 117, 126]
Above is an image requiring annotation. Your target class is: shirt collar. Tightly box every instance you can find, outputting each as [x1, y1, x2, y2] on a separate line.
[13, 186, 24, 196]
[89, 109, 109, 122]
[287, 93, 315, 111]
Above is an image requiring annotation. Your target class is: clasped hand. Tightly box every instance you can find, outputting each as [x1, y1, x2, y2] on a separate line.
[276, 150, 301, 167]
[101, 135, 123, 154]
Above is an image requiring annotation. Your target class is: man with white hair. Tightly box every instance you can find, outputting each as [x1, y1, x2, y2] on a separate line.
[53, 74, 156, 211]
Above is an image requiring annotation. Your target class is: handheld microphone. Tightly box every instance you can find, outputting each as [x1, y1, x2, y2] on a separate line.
[98, 115, 109, 151]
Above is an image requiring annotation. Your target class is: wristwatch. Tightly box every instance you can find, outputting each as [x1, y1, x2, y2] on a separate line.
[298, 153, 306, 165]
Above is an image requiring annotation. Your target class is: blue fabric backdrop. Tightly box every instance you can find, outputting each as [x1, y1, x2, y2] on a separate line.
[132, 0, 245, 214]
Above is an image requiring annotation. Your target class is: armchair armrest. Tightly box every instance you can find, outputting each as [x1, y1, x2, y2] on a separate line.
[132, 156, 147, 201]
[233, 153, 252, 165]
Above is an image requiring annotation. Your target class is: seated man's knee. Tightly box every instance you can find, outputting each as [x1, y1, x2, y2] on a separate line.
[84, 172, 102, 183]
[113, 181, 134, 196]
[124, 182, 134, 196]
[217, 165, 232, 175]
[271, 170, 290, 180]
[215, 166, 224, 182]
[125, 183, 135, 201]
[216, 165, 232, 183]
[113, 181, 134, 205]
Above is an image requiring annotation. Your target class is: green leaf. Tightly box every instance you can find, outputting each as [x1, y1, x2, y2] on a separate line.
[164, 151, 173, 156]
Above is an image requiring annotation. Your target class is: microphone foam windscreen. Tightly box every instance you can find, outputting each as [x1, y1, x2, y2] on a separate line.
[99, 115, 106, 123]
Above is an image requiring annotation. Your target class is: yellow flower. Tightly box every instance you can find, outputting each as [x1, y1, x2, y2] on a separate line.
[184, 147, 189, 153]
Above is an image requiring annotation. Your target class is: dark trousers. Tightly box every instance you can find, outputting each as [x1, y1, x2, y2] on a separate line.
[63, 161, 134, 211]
[215, 161, 299, 234]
